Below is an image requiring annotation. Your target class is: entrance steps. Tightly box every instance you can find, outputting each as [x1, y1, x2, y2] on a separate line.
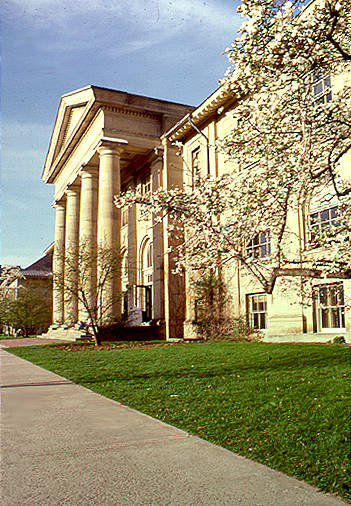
[38, 326, 88, 342]
[40, 324, 161, 342]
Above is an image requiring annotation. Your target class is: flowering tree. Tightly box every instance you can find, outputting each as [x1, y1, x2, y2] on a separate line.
[0, 265, 22, 294]
[116, 0, 351, 295]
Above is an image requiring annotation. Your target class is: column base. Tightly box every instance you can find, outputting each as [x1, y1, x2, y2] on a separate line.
[183, 320, 199, 340]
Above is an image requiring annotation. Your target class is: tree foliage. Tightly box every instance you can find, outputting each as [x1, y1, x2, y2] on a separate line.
[0, 265, 22, 293]
[116, 0, 351, 297]
[0, 288, 51, 337]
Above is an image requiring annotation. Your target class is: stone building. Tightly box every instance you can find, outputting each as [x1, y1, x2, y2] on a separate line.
[43, 79, 350, 343]
[42, 8, 350, 343]
[164, 73, 351, 343]
[1, 247, 53, 301]
[0, 247, 53, 335]
[42, 86, 193, 340]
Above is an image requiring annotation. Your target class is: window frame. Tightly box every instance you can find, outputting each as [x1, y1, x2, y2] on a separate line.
[246, 231, 271, 259]
[313, 282, 345, 332]
[141, 177, 151, 196]
[142, 241, 153, 286]
[247, 293, 268, 331]
[312, 72, 332, 105]
[309, 205, 339, 243]
[191, 147, 201, 189]
[121, 251, 129, 291]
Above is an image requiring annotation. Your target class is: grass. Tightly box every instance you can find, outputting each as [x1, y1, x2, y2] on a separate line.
[8, 341, 351, 501]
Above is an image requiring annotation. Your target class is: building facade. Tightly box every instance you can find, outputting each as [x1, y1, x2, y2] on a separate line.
[43, 70, 350, 343]
[165, 76, 351, 343]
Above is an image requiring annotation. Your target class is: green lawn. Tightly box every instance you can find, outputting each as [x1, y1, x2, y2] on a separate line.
[8, 341, 351, 501]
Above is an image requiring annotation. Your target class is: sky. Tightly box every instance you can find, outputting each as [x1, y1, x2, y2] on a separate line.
[1, 0, 242, 268]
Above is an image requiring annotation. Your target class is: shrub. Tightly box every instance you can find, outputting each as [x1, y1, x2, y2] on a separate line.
[333, 336, 346, 344]
[193, 272, 261, 342]
[0, 288, 51, 337]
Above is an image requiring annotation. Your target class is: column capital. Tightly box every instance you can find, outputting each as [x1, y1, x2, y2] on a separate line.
[97, 137, 128, 157]
[80, 164, 98, 179]
[65, 183, 81, 197]
[154, 146, 164, 158]
[52, 198, 66, 209]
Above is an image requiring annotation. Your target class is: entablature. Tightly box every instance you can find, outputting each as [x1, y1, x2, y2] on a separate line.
[43, 85, 193, 187]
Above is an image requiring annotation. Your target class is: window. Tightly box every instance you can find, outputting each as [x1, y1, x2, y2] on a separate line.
[247, 294, 267, 330]
[314, 283, 345, 331]
[191, 147, 201, 189]
[146, 243, 153, 269]
[141, 177, 151, 195]
[139, 177, 152, 220]
[121, 207, 128, 227]
[312, 72, 332, 104]
[247, 232, 271, 258]
[121, 252, 128, 292]
[310, 206, 339, 241]
[142, 242, 153, 285]
[122, 254, 128, 277]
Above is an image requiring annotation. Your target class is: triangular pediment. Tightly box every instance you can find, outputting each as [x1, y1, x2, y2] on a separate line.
[42, 87, 96, 182]
[55, 104, 87, 156]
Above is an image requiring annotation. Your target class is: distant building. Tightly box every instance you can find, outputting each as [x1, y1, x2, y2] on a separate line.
[2, 246, 53, 298]
[0, 246, 53, 335]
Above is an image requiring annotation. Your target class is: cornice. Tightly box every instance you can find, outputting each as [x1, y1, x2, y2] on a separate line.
[106, 127, 160, 139]
[164, 83, 234, 142]
[102, 104, 160, 121]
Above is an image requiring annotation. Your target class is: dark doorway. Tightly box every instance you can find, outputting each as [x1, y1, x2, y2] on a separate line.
[136, 285, 152, 322]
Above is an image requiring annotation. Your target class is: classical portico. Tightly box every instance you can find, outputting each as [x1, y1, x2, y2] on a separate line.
[43, 85, 194, 339]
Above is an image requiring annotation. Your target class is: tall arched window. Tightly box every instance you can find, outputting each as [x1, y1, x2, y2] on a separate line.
[121, 250, 128, 291]
[142, 241, 153, 286]
[122, 254, 128, 277]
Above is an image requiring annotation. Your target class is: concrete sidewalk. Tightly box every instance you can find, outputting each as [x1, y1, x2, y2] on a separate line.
[0, 337, 70, 348]
[0, 350, 345, 506]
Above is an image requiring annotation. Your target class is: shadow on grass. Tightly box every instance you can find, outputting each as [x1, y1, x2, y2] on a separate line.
[70, 350, 349, 385]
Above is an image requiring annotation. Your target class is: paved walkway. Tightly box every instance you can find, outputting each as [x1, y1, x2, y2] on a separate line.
[0, 349, 346, 506]
[0, 337, 70, 348]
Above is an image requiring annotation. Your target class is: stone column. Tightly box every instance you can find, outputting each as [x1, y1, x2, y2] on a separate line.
[127, 183, 138, 311]
[162, 138, 185, 339]
[79, 166, 98, 322]
[151, 149, 164, 324]
[52, 199, 66, 326]
[97, 142, 126, 323]
[64, 184, 80, 325]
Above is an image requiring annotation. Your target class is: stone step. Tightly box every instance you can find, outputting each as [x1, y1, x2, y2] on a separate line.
[39, 325, 161, 342]
[38, 327, 86, 342]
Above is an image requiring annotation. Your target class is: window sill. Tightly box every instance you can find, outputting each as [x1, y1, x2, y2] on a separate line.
[318, 328, 346, 334]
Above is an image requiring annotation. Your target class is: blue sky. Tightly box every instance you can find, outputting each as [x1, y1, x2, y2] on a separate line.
[1, 0, 241, 267]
